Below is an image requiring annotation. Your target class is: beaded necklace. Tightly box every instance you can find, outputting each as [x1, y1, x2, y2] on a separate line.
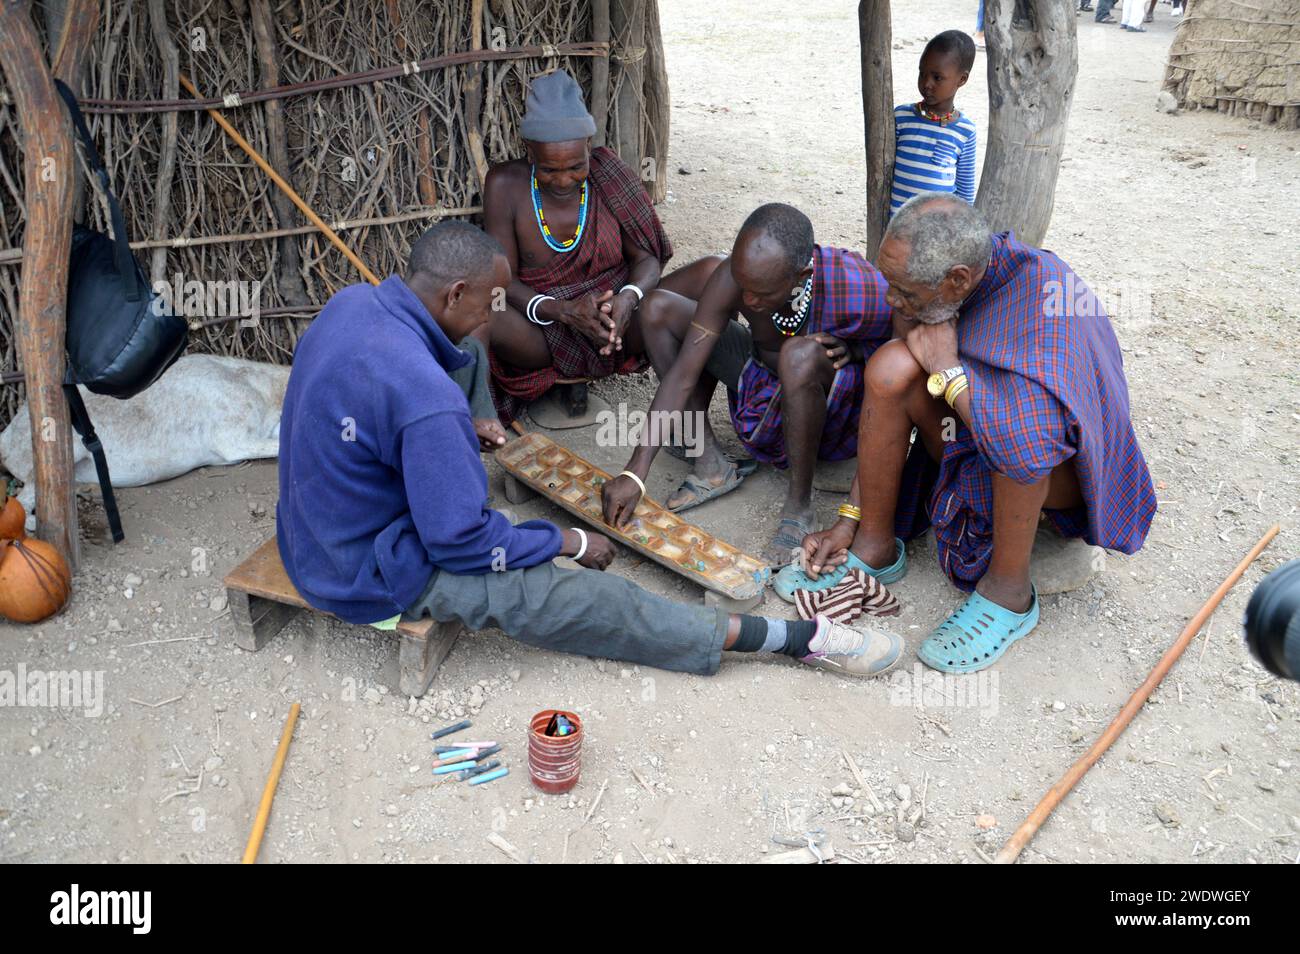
[530, 167, 588, 253]
[771, 258, 815, 337]
[915, 102, 957, 125]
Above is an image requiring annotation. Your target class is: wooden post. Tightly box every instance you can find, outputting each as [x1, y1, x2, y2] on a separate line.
[250, 0, 308, 305]
[611, 0, 645, 171]
[858, 0, 894, 259]
[977, 0, 1077, 247]
[146, 0, 180, 287]
[590, 0, 612, 148]
[641, 0, 670, 202]
[464, 0, 490, 193]
[0, 0, 79, 566]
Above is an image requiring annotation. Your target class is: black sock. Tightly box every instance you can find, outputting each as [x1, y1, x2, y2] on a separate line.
[732, 614, 768, 652]
[732, 616, 820, 657]
[780, 619, 819, 658]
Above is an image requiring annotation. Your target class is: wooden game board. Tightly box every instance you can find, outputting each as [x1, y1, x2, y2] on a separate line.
[495, 432, 768, 604]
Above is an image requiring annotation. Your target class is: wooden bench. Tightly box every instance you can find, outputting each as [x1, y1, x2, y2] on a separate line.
[223, 539, 462, 698]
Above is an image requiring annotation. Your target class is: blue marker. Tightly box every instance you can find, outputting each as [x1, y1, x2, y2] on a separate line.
[433, 760, 477, 775]
[468, 767, 509, 786]
[457, 759, 501, 781]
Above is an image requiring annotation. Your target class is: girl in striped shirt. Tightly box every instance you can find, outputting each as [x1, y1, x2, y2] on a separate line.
[890, 31, 978, 216]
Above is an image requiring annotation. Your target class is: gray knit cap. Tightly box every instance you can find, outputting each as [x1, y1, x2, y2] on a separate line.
[520, 70, 596, 143]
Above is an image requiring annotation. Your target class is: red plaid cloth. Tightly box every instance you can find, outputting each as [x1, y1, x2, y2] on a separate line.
[727, 245, 893, 466]
[489, 147, 672, 423]
[893, 232, 1157, 590]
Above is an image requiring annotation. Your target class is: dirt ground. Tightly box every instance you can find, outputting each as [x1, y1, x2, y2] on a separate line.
[2, 0, 1297, 864]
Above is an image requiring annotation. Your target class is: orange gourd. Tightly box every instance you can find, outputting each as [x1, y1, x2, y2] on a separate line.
[0, 492, 23, 541]
[0, 538, 72, 623]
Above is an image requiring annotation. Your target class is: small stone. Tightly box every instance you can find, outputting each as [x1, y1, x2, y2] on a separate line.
[385, 804, 399, 816]
[896, 822, 916, 843]
[895, 784, 911, 802]
[352, 818, 363, 828]
[1156, 90, 1179, 114]
[124, 572, 143, 587]
[1068, 726, 1085, 744]
[831, 782, 853, 797]
[1154, 802, 1181, 827]
[1051, 700, 1066, 712]
[975, 813, 998, 830]
[106, 618, 123, 632]
[508, 669, 521, 682]
[363, 687, 382, 704]
[209, 594, 228, 613]
[764, 744, 776, 756]
[28, 745, 41, 756]
[204, 755, 223, 772]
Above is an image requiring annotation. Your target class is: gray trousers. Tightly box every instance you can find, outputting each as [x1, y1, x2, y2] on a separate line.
[451, 335, 498, 421]
[406, 561, 728, 675]
[417, 338, 729, 675]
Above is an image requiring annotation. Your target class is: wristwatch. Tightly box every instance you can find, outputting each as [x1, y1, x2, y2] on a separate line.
[927, 365, 965, 398]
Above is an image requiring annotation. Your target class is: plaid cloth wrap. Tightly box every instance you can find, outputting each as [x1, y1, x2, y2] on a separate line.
[726, 245, 893, 467]
[489, 146, 673, 423]
[892, 232, 1157, 591]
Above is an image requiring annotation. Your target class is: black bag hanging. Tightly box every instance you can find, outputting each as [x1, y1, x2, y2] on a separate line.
[54, 80, 188, 542]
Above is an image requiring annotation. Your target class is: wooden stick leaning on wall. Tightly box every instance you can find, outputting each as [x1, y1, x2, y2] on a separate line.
[994, 524, 1282, 864]
[178, 73, 381, 287]
[0, 0, 82, 567]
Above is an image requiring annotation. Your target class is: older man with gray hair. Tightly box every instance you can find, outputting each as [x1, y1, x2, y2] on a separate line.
[780, 192, 1156, 673]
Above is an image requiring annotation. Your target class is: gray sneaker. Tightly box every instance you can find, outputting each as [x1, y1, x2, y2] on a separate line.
[800, 616, 904, 678]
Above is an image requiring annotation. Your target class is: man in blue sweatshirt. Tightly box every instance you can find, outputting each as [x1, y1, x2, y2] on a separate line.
[277, 221, 903, 678]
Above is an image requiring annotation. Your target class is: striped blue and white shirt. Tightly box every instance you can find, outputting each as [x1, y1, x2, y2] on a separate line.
[890, 104, 978, 215]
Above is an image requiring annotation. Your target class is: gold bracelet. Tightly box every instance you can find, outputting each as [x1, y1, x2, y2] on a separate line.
[943, 373, 968, 404]
[944, 378, 969, 408]
[837, 503, 862, 522]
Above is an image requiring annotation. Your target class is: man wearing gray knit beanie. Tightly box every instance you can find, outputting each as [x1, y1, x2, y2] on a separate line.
[482, 69, 722, 425]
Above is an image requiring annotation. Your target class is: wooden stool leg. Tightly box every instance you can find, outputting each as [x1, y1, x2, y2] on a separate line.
[398, 620, 464, 697]
[704, 588, 765, 614]
[228, 589, 302, 652]
[502, 473, 538, 504]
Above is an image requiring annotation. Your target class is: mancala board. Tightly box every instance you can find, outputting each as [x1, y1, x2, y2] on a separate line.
[495, 432, 768, 608]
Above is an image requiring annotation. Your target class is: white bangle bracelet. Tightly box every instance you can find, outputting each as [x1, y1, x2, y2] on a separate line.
[571, 527, 588, 561]
[618, 470, 647, 498]
[527, 294, 555, 325]
[619, 284, 644, 302]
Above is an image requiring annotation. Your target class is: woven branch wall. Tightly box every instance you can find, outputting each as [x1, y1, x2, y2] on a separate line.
[1164, 0, 1300, 124]
[0, 0, 669, 434]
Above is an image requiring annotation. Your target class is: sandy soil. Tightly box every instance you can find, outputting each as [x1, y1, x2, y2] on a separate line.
[2, 0, 1297, 864]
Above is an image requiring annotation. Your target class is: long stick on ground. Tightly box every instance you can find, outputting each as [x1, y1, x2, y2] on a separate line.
[994, 524, 1280, 864]
[242, 702, 302, 864]
[178, 73, 381, 286]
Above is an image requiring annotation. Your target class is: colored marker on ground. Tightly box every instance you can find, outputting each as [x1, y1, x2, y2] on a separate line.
[431, 719, 471, 740]
[469, 767, 508, 786]
[433, 760, 477, 775]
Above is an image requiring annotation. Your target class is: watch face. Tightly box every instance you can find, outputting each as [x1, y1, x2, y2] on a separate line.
[927, 372, 947, 396]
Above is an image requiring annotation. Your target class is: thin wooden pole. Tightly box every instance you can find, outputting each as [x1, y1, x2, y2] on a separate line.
[591, 0, 612, 147]
[0, 0, 79, 567]
[858, 0, 894, 259]
[178, 73, 381, 286]
[242, 701, 301, 864]
[994, 524, 1281, 864]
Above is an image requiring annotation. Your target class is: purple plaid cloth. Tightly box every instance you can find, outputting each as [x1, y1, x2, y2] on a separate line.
[893, 232, 1157, 590]
[727, 245, 893, 467]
